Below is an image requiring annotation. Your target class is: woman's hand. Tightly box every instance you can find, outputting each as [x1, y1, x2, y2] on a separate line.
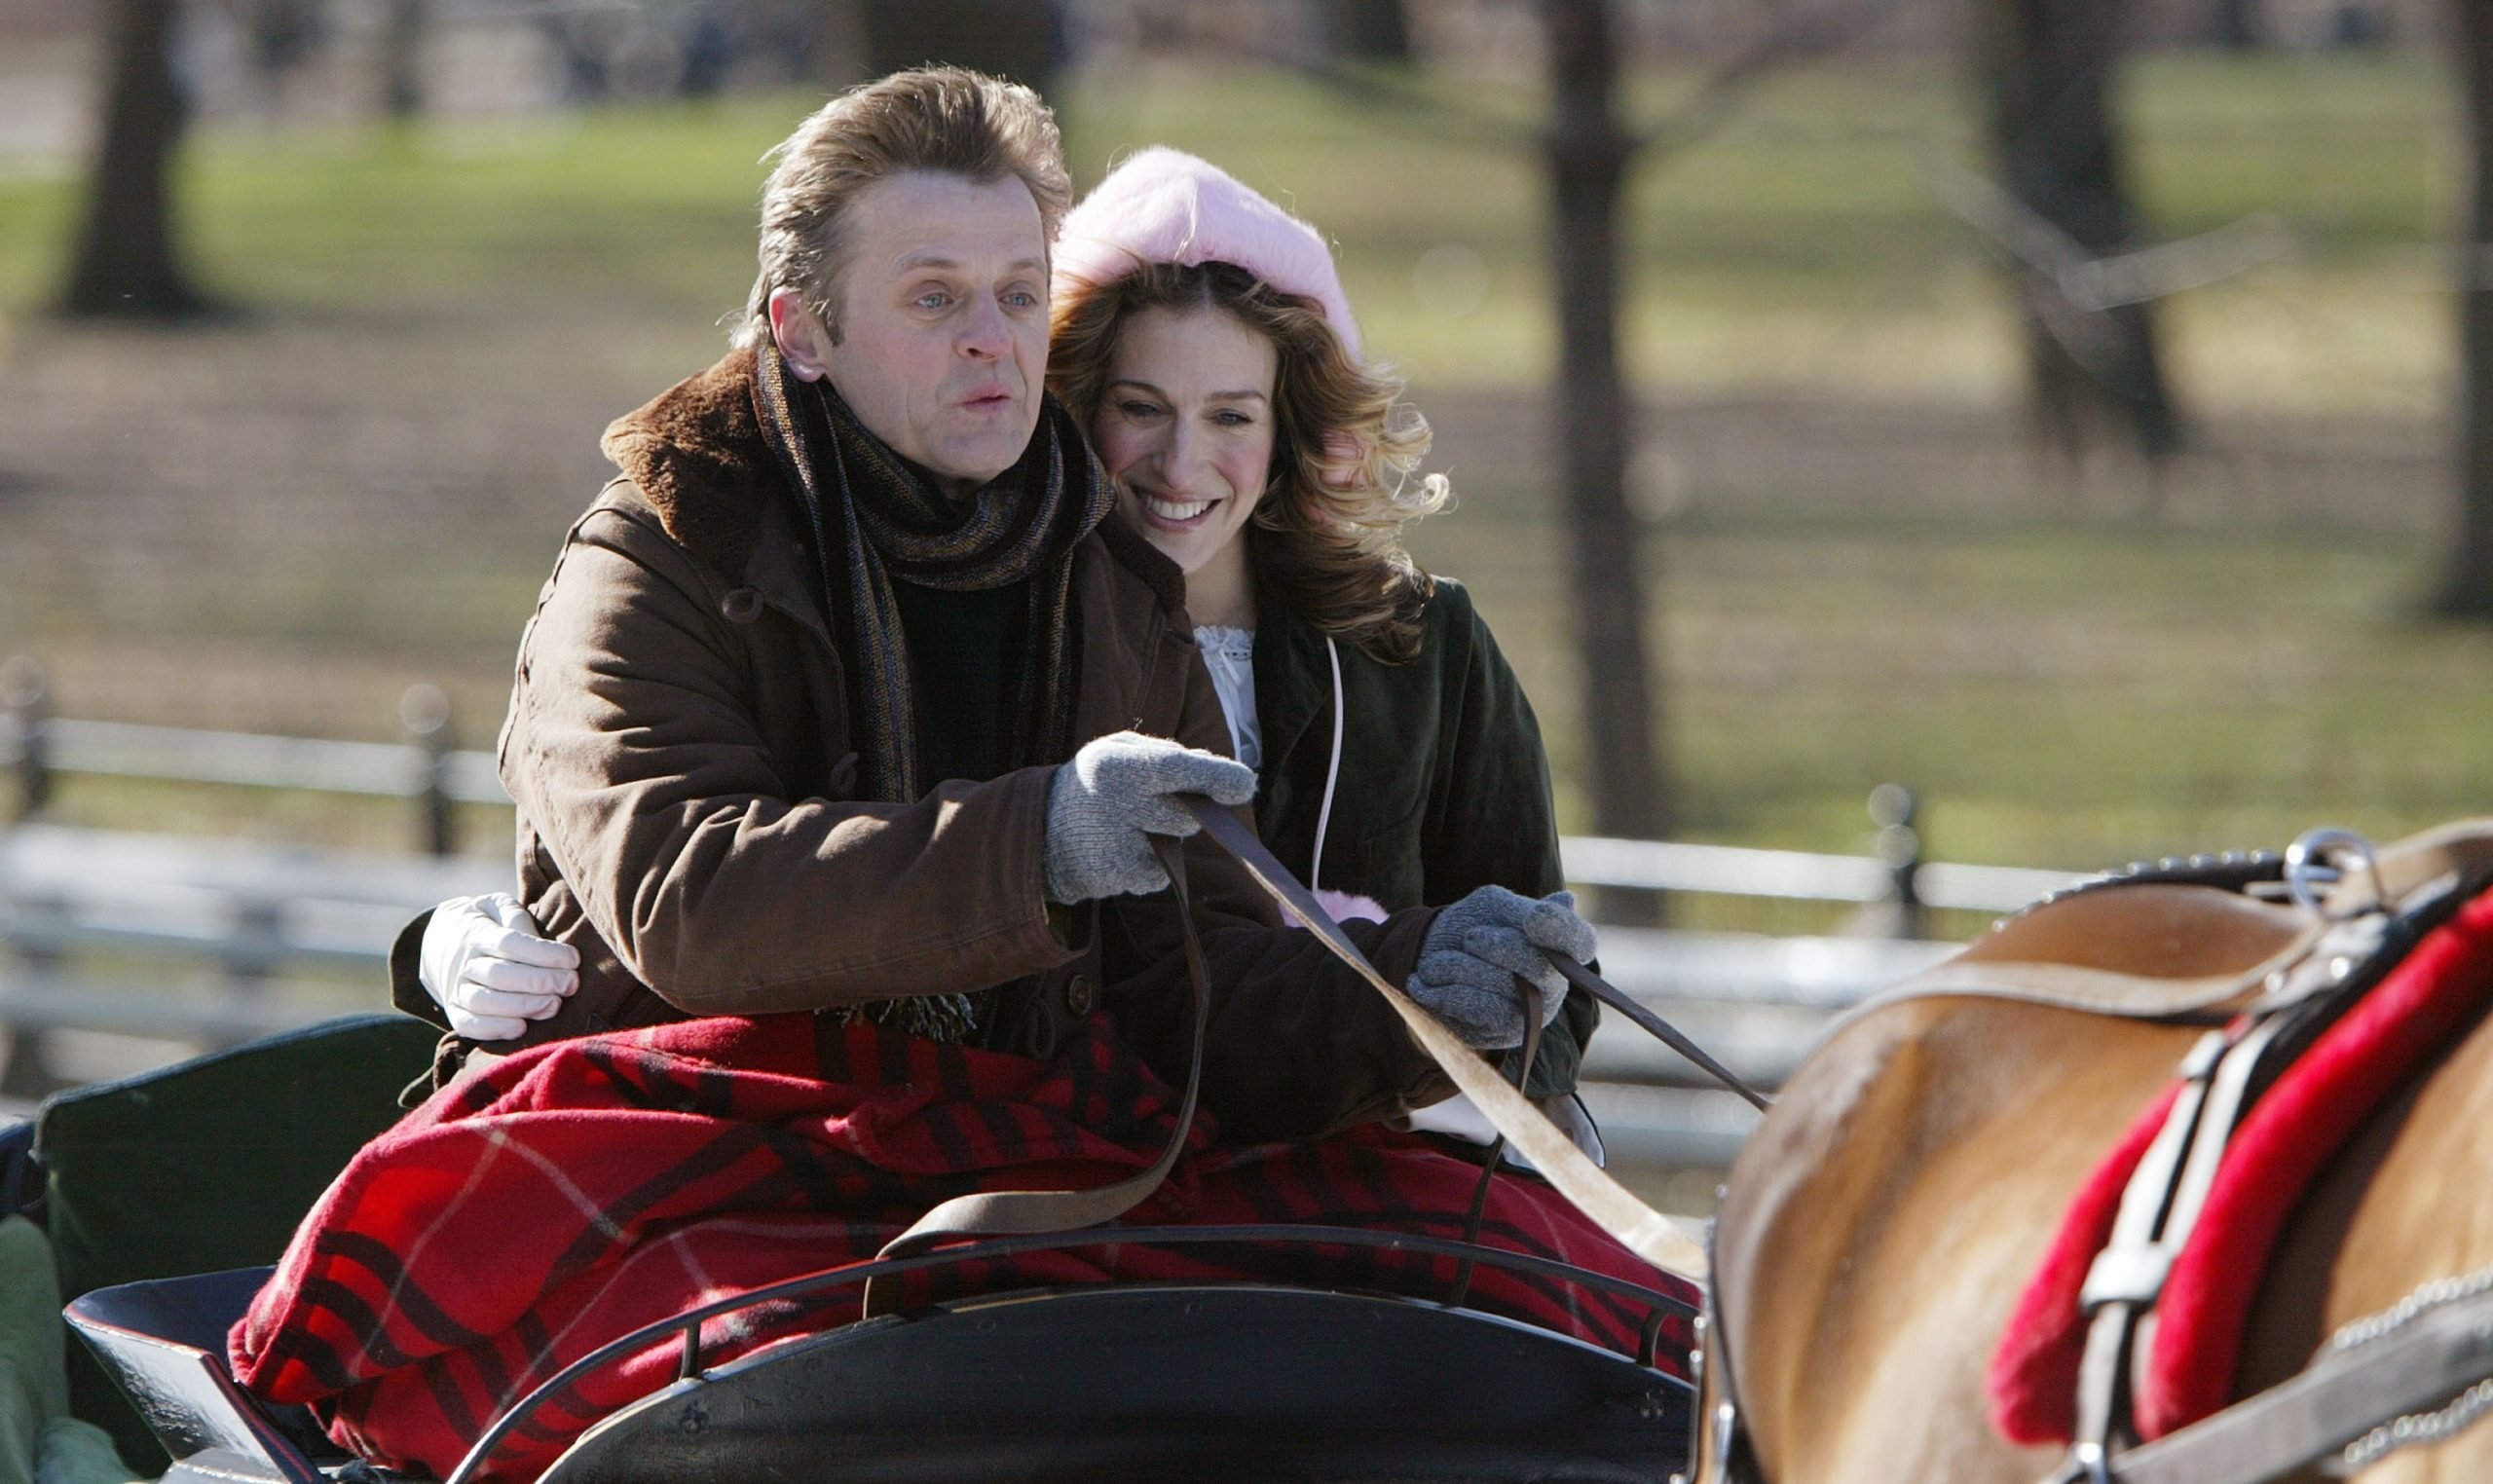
[1404, 887, 1593, 1050]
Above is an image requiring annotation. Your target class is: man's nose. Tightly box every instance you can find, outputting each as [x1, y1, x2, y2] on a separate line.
[958, 295, 1012, 360]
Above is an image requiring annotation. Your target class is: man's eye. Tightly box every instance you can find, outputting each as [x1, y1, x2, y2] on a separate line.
[913, 291, 951, 311]
[1002, 290, 1039, 309]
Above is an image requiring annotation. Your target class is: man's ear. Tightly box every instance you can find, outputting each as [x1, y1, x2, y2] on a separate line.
[767, 288, 836, 383]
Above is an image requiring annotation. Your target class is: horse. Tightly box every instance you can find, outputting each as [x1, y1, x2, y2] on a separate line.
[1690, 822, 2493, 1484]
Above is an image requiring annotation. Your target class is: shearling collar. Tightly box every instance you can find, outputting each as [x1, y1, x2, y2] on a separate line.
[598, 348, 777, 581]
[596, 349, 1191, 617]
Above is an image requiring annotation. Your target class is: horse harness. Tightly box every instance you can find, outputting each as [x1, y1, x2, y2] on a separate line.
[1697, 822, 2493, 1484]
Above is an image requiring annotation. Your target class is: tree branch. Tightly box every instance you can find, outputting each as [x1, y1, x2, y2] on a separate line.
[1631, 0, 1916, 165]
[1917, 148, 2290, 312]
[1229, 0, 1916, 164]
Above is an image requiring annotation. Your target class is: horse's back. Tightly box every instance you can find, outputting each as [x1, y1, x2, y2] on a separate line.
[1715, 987, 2193, 1483]
[1713, 881, 2493, 1483]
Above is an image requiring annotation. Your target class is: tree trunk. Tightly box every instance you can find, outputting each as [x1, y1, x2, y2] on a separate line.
[60, 0, 207, 318]
[856, 0, 1061, 97]
[1543, 0, 1668, 854]
[2213, 0, 2262, 48]
[1978, 0, 2180, 466]
[2438, 0, 2493, 618]
[1321, 0, 1415, 61]
[378, 0, 428, 119]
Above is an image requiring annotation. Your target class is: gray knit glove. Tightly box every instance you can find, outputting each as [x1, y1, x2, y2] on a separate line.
[1043, 730, 1258, 905]
[1406, 887, 1595, 1050]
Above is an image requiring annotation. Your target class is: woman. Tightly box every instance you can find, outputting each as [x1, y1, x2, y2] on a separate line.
[1045, 146, 1601, 1147]
[417, 146, 1598, 1143]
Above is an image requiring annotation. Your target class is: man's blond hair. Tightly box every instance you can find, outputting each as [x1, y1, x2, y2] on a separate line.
[736, 67, 1072, 348]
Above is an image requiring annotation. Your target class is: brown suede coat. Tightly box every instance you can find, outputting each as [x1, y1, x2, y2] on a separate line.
[406, 351, 1448, 1141]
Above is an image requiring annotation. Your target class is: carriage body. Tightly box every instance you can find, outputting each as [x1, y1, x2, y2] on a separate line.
[11, 1016, 1695, 1484]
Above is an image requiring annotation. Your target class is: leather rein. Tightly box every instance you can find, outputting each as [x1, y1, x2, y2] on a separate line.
[863, 798, 1751, 1316]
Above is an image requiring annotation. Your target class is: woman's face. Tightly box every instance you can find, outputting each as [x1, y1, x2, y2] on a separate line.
[1090, 305, 1281, 576]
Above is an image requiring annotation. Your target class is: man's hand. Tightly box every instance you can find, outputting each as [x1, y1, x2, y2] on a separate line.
[1404, 887, 1595, 1050]
[1042, 731, 1258, 904]
[418, 893, 581, 1041]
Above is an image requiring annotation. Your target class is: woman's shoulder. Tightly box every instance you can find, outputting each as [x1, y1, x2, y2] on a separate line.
[1403, 574, 1498, 661]
[1414, 572, 1474, 625]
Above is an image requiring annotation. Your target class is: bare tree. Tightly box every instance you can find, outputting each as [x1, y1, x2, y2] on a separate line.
[1543, 0, 1667, 845]
[1977, 0, 2181, 468]
[857, 0, 1062, 97]
[2439, 0, 2493, 618]
[1321, 0, 1415, 62]
[378, 0, 430, 119]
[1259, 0, 1901, 860]
[61, 0, 209, 318]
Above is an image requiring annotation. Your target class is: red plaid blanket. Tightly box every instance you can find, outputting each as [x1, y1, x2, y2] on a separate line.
[231, 1013, 1691, 1482]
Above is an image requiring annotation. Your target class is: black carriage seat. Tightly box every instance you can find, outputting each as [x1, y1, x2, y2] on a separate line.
[36, 1012, 439, 1470]
[0, 1115, 35, 1222]
[540, 1283, 1693, 1484]
[62, 1266, 367, 1484]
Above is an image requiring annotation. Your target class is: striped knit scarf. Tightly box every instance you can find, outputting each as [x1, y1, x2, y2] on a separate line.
[752, 347, 1113, 1041]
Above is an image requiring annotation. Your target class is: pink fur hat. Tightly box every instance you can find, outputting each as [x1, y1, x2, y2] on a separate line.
[1053, 145, 1364, 360]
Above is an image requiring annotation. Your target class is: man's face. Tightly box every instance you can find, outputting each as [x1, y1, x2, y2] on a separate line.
[801, 171, 1051, 498]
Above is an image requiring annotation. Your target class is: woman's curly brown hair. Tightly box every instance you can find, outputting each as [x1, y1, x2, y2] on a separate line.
[1048, 261, 1450, 663]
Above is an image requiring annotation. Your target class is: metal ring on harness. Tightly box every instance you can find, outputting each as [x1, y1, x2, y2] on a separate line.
[2285, 827, 2383, 918]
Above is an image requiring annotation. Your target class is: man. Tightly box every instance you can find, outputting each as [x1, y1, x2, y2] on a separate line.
[399, 67, 1591, 1142]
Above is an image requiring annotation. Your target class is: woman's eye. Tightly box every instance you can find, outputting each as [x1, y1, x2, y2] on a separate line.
[1214, 409, 1255, 427]
[1119, 401, 1166, 420]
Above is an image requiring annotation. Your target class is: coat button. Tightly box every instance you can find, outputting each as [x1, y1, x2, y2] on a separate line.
[720, 588, 763, 623]
[1063, 972, 1097, 1019]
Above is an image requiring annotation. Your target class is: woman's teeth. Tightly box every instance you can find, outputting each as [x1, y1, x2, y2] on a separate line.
[1144, 495, 1212, 522]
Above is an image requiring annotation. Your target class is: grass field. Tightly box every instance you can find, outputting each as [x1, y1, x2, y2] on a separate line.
[1, 51, 2486, 893]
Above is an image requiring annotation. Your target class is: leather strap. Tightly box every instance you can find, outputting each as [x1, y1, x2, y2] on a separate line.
[1837, 821, 2493, 1038]
[860, 835, 1211, 1317]
[1549, 954, 1769, 1111]
[2321, 816, 2493, 915]
[2069, 1033, 2224, 1459]
[2077, 1281, 2493, 1484]
[1178, 797, 1711, 1280]
[1826, 942, 2318, 1040]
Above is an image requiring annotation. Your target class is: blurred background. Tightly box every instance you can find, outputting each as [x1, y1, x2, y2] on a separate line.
[3, 0, 2490, 1202]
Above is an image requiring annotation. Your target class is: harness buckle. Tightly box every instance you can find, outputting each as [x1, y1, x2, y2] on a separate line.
[2066, 1439, 2114, 1484]
[2285, 827, 2385, 918]
[2080, 1243, 2175, 1313]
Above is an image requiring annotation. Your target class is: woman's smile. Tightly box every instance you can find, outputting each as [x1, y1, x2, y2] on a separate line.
[1135, 490, 1221, 527]
[1090, 304, 1280, 612]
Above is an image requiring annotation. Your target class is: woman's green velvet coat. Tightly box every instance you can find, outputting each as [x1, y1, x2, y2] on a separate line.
[1246, 575, 1598, 1095]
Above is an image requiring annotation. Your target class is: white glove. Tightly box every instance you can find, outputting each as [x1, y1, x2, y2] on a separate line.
[417, 893, 580, 1041]
[1041, 730, 1258, 904]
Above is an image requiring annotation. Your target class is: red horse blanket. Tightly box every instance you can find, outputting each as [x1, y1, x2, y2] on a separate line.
[231, 1013, 1691, 1482]
[1991, 882, 2493, 1445]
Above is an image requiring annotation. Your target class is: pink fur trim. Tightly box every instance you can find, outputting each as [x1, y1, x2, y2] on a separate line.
[1313, 888, 1388, 924]
[1055, 146, 1364, 359]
